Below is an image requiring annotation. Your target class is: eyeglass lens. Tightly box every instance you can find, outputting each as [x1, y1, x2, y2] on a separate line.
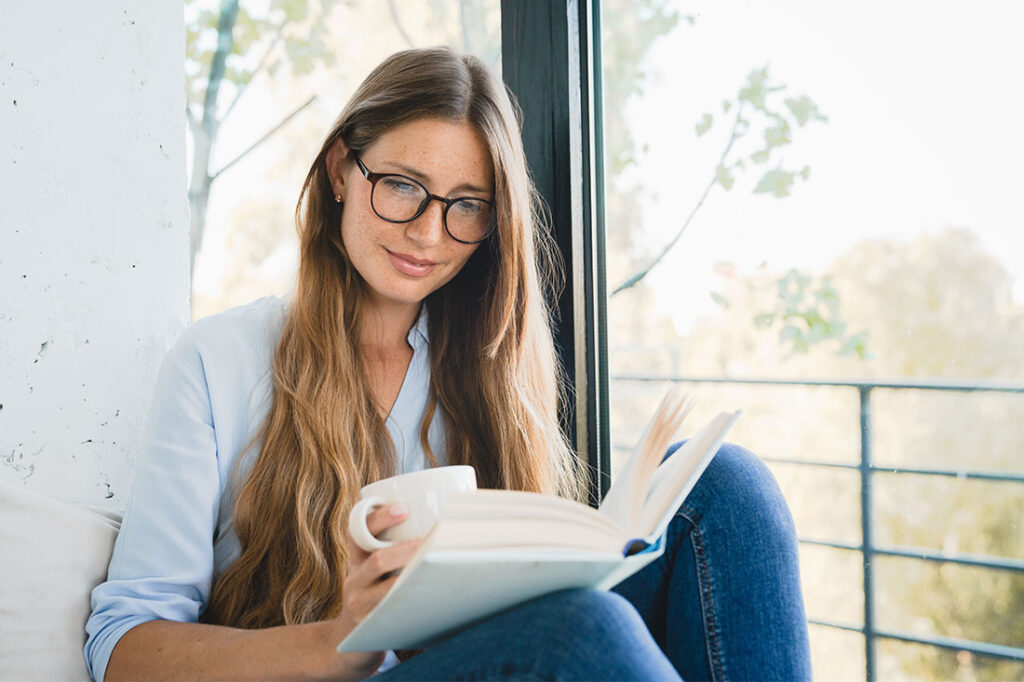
[373, 176, 491, 243]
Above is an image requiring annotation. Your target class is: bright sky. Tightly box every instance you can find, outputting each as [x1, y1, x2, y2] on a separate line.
[620, 0, 1024, 332]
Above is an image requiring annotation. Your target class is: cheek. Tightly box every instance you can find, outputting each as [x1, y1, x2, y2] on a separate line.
[339, 219, 355, 253]
[339, 212, 370, 257]
[447, 244, 480, 276]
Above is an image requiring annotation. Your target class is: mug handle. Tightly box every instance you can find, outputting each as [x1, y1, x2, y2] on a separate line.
[348, 495, 395, 551]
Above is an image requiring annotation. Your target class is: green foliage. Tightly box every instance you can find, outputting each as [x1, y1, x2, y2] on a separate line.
[780, 231, 1022, 679]
[785, 94, 828, 126]
[763, 118, 791, 149]
[628, 229, 1024, 679]
[830, 227, 1024, 379]
[752, 167, 796, 197]
[737, 65, 783, 109]
[601, 1, 846, 348]
[751, 164, 811, 197]
[696, 112, 713, 137]
[697, 265, 870, 360]
[749, 269, 871, 358]
[184, 0, 342, 121]
[714, 163, 735, 191]
[701, 65, 827, 198]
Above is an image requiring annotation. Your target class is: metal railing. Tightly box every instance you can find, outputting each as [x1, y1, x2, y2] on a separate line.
[611, 374, 1024, 680]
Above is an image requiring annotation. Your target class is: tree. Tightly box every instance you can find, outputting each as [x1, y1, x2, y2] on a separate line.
[598, 0, 860, 369]
[667, 228, 1024, 681]
[185, 0, 340, 275]
[610, 64, 827, 296]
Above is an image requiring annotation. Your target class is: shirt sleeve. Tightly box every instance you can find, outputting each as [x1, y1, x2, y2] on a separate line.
[84, 331, 222, 682]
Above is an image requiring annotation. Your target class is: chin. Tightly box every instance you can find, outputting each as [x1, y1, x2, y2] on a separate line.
[365, 268, 453, 308]
[383, 283, 437, 307]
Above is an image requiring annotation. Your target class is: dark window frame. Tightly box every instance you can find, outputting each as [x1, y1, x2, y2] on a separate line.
[501, 0, 610, 505]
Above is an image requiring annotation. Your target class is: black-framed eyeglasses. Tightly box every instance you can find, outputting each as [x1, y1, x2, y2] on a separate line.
[353, 155, 495, 245]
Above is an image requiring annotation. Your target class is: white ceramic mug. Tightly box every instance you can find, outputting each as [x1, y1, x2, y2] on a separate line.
[348, 465, 477, 551]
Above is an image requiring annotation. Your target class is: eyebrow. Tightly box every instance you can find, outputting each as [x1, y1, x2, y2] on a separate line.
[383, 161, 492, 196]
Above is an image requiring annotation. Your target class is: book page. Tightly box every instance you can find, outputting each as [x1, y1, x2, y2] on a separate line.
[626, 392, 695, 516]
[433, 489, 627, 554]
[429, 519, 625, 554]
[443, 489, 621, 529]
[638, 411, 740, 540]
[598, 390, 694, 531]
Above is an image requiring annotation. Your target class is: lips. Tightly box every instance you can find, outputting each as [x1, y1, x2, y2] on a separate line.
[386, 250, 438, 277]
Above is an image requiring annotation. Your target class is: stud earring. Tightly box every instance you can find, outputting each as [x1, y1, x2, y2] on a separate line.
[334, 194, 343, 203]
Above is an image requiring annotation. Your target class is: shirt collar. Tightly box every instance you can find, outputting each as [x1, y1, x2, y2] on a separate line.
[406, 305, 429, 350]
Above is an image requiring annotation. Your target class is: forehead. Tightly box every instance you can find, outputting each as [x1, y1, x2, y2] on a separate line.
[365, 117, 494, 188]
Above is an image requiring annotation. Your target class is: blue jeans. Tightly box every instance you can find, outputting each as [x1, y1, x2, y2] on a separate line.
[373, 443, 811, 680]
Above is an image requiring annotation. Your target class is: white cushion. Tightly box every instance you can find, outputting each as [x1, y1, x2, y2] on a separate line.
[0, 479, 120, 681]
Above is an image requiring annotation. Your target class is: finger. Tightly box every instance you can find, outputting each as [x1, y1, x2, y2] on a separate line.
[345, 540, 421, 591]
[345, 528, 372, 564]
[365, 572, 401, 602]
[345, 503, 409, 563]
[364, 502, 409, 537]
[350, 539, 421, 586]
[347, 572, 402, 620]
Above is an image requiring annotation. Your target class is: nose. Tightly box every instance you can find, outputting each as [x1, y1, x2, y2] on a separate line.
[405, 197, 446, 247]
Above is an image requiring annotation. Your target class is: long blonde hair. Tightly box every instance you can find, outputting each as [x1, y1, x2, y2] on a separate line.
[202, 47, 583, 629]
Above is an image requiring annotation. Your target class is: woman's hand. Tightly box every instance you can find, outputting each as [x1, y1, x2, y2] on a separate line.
[327, 503, 421, 680]
[105, 507, 419, 682]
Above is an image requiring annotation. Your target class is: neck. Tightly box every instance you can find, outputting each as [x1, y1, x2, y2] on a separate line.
[358, 296, 421, 351]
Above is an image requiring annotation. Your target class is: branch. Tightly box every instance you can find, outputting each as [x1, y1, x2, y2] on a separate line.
[611, 104, 747, 296]
[220, 20, 287, 124]
[387, 0, 417, 49]
[185, 103, 198, 136]
[211, 94, 317, 180]
[202, 0, 240, 135]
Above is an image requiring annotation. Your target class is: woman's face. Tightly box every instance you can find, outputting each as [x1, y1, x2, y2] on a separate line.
[328, 117, 494, 316]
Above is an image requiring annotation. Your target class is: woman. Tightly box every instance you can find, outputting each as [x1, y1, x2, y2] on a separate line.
[86, 47, 810, 681]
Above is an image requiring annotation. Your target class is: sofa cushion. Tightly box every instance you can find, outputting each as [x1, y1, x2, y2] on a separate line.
[0, 479, 120, 681]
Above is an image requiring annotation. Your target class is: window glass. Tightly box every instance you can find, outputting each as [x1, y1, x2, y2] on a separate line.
[185, 0, 500, 320]
[600, 1, 1024, 679]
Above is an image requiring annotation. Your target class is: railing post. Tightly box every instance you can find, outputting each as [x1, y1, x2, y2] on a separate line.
[860, 385, 877, 681]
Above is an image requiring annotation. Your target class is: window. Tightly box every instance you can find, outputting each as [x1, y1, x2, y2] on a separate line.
[598, 1, 1024, 680]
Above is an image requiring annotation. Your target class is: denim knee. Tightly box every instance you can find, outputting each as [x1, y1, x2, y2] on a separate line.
[521, 589, 644, 643]
[515, 590, 663, 659]
[374, 588, 681, 681]
[669, 440, 798, 543]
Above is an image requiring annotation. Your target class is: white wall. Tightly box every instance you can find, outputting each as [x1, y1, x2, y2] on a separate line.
[0, 1, 188, 508]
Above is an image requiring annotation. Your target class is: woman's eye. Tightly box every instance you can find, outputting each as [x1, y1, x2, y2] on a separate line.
[453, 199, 484, 217]
[383, 177, 418, 195]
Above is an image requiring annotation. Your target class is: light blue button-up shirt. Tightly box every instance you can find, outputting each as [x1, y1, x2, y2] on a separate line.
[84, 296, 443, 681]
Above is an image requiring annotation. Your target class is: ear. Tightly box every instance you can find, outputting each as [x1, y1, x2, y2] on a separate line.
[325, 137, 352, 202]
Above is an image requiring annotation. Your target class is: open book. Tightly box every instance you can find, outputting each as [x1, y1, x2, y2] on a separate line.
[338, 391, 740, 652]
